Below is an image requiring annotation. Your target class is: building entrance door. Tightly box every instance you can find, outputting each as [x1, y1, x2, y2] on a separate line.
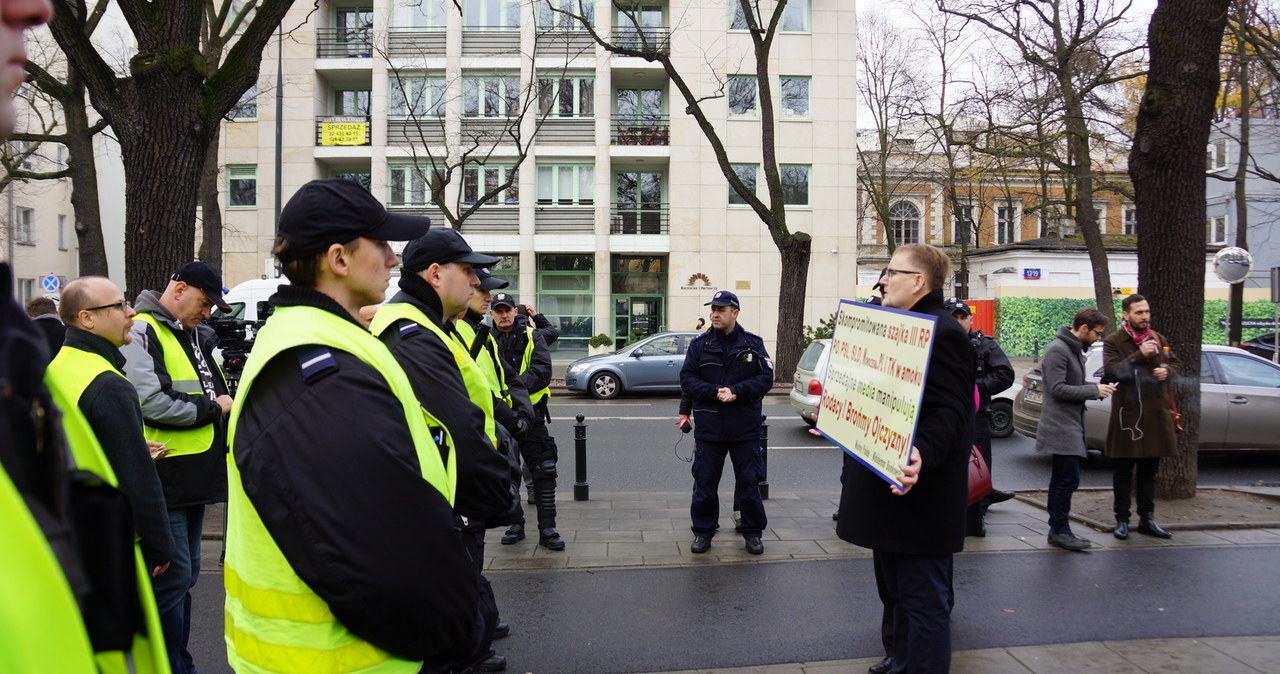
[614, 296, 663, 349]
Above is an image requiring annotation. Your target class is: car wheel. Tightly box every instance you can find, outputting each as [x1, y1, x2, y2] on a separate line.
[989, 399, 1013, 438]
[589, 372, 621, 400]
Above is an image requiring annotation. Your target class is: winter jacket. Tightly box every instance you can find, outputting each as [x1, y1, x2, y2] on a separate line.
[1034, 326, 1100, 458]
[1102, 328, 1179, 459]
[679, 323, 774, 443]
[972, 329, 1015, 440]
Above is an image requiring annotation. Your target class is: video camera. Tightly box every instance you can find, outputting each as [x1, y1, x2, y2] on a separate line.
[205, 301, 274, 395]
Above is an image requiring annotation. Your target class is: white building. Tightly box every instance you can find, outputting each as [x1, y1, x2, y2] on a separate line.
[217, 0, 858, 359]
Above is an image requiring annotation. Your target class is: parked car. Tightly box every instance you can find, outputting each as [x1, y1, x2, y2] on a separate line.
[1013, 343, 1280, 451]
[788, 338, 1020, 438]
[1242, 331, 1278, 361]
[565, 331, 701, 399]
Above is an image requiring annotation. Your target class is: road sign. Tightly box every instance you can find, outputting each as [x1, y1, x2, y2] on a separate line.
[40, 274, 60, 293]
[1023, 268, 1041, 280]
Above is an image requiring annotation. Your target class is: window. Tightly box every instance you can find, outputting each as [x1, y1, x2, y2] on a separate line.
[463, 164, 519, 205]
[389, 165, 439, 206]
[334, 172, 372, 191]
[782, 0, 810, 32]
[953, 204, 975, 244]
[537, 253, 594, 356]
[335, 6, 374, 55]
[728, 164, 756, 205]
[1217, 354, 1280, 388]
[889, 201, 919, 245]
[227, 165, 257, 207]
[780, 76, 809, 118]
[57, 214, 67, 250]
[463, 0, 520, 28]
[537, 164, 594, 205]
[1123, 205, 1136, 236]
[488, 254, 520, 295]
[996, 203, 1018, 244]
[15, 207, 33, 244]
[1206, 139, 1229, 171]
[463, 76, 521, 117]
[781, 164, 810, 206]
[390, 76, 446, 118]
[54, 145, 66, 170]
[229, 85, 257, 119]
[729, 1, 749, 30]
[397, 0, 448, 27]
[1207, 215, 1227, 244]
[15, 140, 35, 171]
[728, 76, 757, 117]
[641, 335, 679, 355]
[538, 77, 594, 117]
[539, 0, 594, 28]
[334, 89, 371, 116]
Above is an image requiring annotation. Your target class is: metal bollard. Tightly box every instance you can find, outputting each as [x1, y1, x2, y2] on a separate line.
[573, 413, 589, 501]
[759, 414, 769, 501]
[1033, 337, 1041, 362]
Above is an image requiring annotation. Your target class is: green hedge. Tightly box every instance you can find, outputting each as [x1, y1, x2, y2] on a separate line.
[995, 297, 1277, 358]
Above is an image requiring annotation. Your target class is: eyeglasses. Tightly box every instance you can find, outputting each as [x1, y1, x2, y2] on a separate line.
[1092, 329, 1106, 338]
[884, 268, 922, 278]
[85, 300, 131, 313]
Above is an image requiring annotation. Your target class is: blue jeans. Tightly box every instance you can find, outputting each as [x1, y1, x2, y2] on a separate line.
[874, 550, 954, 674]
[690, 439, 766, 537]
[151, 505, 204, 674]
[1048, 455, 1082, 535]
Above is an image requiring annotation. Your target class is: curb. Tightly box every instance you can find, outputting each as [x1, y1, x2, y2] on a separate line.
[1012, 487, 1280, 532]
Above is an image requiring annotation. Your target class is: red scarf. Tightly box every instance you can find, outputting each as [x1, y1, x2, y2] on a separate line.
[1121, 320, 1152, 345]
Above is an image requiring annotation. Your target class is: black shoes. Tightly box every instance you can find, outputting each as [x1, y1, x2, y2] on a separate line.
[987, 489, 1016, 504]
[1047, 531, 1092, 551]
[478, 651, 507, 672]
[539, 527, 566, 550]
[1138, 517, 1173, 539]
[492, 622, 509, 639]
[500, 524, 524, 545]
[691, 536, 711, 554]
[1114, 520, 1130, 540]
[744, 536, 764, 555]
[868, 657, 893, 674]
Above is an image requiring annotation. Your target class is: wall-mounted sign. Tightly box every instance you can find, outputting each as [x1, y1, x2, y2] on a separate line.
[735, 280, 751, 290]
[1023, 268, 1041, 280]
[680, 273, 714, 291]
[320, 120, 368, 146]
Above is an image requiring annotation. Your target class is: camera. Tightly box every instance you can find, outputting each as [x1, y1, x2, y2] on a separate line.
[206, 304, 274, 395]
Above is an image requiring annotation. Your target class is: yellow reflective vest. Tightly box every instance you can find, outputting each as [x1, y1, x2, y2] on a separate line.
[454, 319, 511, 407]
[224, 304, 455, 674]
[44, 345, 171, 674]
[518, 326, 551, 405]
[133, 312, 226, 458]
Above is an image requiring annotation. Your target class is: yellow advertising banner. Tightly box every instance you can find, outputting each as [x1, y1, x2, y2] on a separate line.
[816, 300, 937, 489]
[320, 122, 368, 146]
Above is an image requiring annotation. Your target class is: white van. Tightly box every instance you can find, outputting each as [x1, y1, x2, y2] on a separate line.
[216, 272, 403, 322]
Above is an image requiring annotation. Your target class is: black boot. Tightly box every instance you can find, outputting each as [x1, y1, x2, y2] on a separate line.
[987, 489, 1016, 504]
[539, 527, 565, 550]
[534, 479, 564, 550]
[500, 524, 524, 545]
[1113, 519, 1129, 540]
[1138, 516, 1172, 539]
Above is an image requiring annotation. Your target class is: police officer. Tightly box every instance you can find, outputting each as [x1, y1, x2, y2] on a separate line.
[490, 292, 565, 550]
[371, 229, 521, 673]
[224, 178, 487, 673]
[680, 290, 774, 555]
[945, 298, 1016, 537]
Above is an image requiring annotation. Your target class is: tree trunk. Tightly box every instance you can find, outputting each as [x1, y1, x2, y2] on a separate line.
[1065, 102, 1115, 327]
[62, 81, 107, 277]
[774, 237, 812, 383]
[198, 126, 223, 272]
[1129, 0, 1230, 499]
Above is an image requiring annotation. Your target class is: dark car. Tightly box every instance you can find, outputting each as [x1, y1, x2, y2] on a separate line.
[565, 331, 701, 399]
[1013, 343, 1280, 451]
[1242, 332, 1278, 361]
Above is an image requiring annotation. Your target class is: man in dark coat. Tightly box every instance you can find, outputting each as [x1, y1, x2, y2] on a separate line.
[837, 243, 974, 674]
[27, 296, 65, 357]
[1103, 294, 1179, 540]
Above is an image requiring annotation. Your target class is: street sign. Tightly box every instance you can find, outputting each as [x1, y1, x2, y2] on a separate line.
[40, 274, 60, 293]
[1023, 268, 1041, 280]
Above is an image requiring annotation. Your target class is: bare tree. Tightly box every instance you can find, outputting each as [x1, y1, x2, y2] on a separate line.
[1129, 0, 1231, 498]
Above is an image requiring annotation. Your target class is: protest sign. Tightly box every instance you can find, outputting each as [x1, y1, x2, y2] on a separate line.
[816, 299, 937, 489]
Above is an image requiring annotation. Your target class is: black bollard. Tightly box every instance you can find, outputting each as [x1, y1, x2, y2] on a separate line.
[759, 414, 769, 500]
[1033, 337, 1041, 362]
[573, 413, 589, 501]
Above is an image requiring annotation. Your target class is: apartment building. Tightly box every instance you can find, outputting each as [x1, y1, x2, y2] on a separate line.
[218, 0, 858, 359]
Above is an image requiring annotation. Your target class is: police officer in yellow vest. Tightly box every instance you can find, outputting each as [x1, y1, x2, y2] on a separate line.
[371, 229, 523, 673]
[122, 260, 233, 674]
[225, 178, 487, 674]
[45, 276, 172, 673]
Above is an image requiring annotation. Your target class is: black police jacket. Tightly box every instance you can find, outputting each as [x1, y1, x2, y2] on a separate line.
[972, 329, 1014, 438]
[679, 324, 774, 443]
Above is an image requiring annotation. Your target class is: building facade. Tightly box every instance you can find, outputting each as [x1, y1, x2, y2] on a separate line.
[1206, 116, 1280, 300]
[217, 0, 858, 360]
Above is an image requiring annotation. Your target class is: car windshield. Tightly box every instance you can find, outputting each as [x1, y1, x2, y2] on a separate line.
[797, 341, 826, 371]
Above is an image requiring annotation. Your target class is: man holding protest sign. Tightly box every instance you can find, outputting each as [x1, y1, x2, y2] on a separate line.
[835, 243, 976, 674]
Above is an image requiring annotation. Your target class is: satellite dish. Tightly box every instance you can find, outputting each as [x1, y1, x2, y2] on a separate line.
[1213, 247, 1254, 284]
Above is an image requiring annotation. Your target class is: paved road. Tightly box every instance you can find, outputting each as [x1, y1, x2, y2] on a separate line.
[189, 545, 1280, 674]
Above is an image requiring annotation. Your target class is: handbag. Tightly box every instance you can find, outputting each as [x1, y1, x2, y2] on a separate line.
[967, 445, 992, 507]
[1168, 387, 1185, 433]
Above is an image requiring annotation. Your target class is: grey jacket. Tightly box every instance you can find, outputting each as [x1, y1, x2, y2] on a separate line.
[1034, 326, 1101, 458]
[120, 290, 223, 428]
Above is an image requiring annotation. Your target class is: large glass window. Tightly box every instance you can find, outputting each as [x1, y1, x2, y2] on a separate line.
[389, 165, 439, 206]
[463, 164, 519, 205]
[230, 85, 257, 120]
[729, 1, 748, 30]
[953, 204, 975, 244]
[537, 253, 594, 357]
[538, 77, 594, 117]
[616, 88, 663, 122]
[781, 164, 809, 206]
[227, 165, 256, 207]
[334, 89, 371, 116]
[780, 76, 809, 118]
[539, 0, 594, 28]
[728, 76, 757, 117]
[782, 0, 810, 32]
[611, 255, 664, 294]
[396, 0, 448, 27]
[464, 0, 520, 28]
[537, 164, 594, 205]
[1123, 205, 1136, 236]
[996, 203, 1018, 244]
[729, 163, 756, 205]
[15, 207, 33, 244]
[389, 76, 446, 118]
[890, 201, 919, 245]
[488, 254, 520, 296]
[1207, 215, 1227, 245]
[463, 76, 521, 117]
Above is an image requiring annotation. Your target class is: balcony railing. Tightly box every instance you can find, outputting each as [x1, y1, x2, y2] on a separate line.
[534, 30, 597, 57]
[612, 116, 669, 145]
[387, 205, 520, 233]
[462, 26, 522, 55]
[315, 116, 372, 146]
[535, 205, 594, 232]
[387, 28, 446, 57]
[537, 115, 595, 144]
[386, 118, 446, 145]
[610, 27, 670, 55]
[460, 117, 520, 145]
[316, 28, 373, 58]
[610, 202, 668, 234]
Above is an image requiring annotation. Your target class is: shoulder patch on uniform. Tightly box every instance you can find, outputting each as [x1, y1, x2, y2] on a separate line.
[296, 347, 338, 382]
[398, 321, 422, 337]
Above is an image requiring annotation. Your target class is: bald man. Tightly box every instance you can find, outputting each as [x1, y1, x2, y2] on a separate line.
[49, 277, 173, 576]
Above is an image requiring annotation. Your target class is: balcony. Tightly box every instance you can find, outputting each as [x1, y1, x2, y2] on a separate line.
[315, 116, 372, 146]
[460, 117, 521, 145]
[610, 202, 668, 234]
[537, 115, 595, 145]
[610, 27, 670, 56]
[387, 118, 446, 145]
[535, 205, 594, 233]
[387, 28, 446, 57]
[388, 205, 519, 234]
[534, 30, 597, 58]
[462, 27, 521, 56]
[612, 116, 669, 145]
[316, 28, 372, 59]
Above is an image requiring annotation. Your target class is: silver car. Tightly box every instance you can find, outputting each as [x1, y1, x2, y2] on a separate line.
[565, 331, 701, 399]
[1013, 343, 1280, 451]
